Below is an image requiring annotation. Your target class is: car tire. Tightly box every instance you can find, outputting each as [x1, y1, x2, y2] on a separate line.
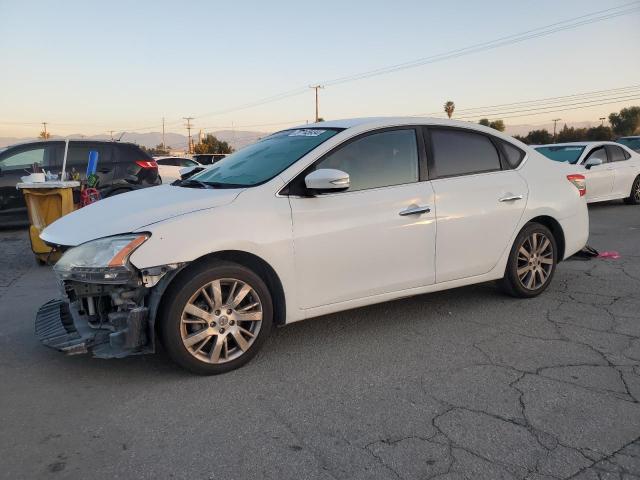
[159, 260, 273, 375]
[499, 222, 558, 298]
[623, 175, 640, 205]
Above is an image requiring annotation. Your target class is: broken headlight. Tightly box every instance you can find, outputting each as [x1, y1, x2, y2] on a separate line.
[53, 234, 149, 284]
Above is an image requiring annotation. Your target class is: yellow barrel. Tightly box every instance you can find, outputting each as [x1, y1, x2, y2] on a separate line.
[18, 182, 79, 263]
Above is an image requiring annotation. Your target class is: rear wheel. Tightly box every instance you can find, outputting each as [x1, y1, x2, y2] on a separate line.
[499, 223, 557, 298]
[623, 175, 640, 205]
[159, 260, 273, 375]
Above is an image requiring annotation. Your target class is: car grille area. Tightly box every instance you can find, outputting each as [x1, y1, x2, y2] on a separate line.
[35, 299, 88, 355]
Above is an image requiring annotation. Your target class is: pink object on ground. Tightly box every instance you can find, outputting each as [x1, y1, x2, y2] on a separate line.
[598, 251, 621, 259]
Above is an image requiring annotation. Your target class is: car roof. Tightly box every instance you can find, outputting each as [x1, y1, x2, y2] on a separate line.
[2, 139, 141, 150]
[287, 116, 528, 147]
[293, 116, 491, 130]
[535, 141, 620, 148]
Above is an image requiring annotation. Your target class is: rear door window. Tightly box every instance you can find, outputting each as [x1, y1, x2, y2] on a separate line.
[429, 128, 502, 178]
[584, 147, 608, 164]
[66, 143, 113, 167]
[606, 145, 627, 162]
[179, 159, 198, 167]
[157, 158, 177, 166]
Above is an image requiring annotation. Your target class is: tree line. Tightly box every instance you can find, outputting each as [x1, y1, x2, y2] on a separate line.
[513, 106, 639, 144]
[141, 134, 234, 156]
[442, 101, 640, 145]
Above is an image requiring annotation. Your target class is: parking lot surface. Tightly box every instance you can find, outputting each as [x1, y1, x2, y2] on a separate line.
[1, 203, 639, 480]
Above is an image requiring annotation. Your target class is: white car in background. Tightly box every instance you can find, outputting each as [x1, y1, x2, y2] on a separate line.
[38, 117, 589, 374]
[535, 142, 640, 204]
[155, 156, 201, 183]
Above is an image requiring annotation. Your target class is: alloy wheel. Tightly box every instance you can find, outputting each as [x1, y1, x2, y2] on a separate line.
[180, 278, 263, 364]
[516, 232, 554, 290]
[635, 181, 640, 202]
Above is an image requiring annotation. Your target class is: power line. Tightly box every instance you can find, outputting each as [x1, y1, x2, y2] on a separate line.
[5, 4, 636, 134]
[320, 3, 640, 86]
[415, 84, 640, 117]
[464, 96, 640, 121]
[183, 1, 639, 120]
[452, 93, 640, 120]
[197, 119, 307, 130]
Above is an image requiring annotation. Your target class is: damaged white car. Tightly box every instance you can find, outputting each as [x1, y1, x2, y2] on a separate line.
[38, 118, 589, 374]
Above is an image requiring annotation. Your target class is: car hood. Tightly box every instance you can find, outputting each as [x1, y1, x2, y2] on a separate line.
[41, 184, 242, 246]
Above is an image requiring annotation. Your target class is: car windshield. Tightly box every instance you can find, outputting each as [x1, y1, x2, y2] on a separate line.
[618, 137, 640, 151]
[535, 145, 586, 164]
[189, 128, 341, 187]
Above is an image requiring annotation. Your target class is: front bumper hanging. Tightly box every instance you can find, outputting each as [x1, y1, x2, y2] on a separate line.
[35, 297, 150, 359]
[35, 299, 87, 355]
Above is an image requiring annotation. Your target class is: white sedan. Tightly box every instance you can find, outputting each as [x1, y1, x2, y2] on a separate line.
[39, 117, 589, 374]
[155, 156, 201, 183]
[535, 142, 640, 204]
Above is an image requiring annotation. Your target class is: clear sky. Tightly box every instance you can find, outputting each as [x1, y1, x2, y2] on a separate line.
[1, 0, 639, 137]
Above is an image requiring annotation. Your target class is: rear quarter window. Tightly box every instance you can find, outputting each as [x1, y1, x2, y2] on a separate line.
[117, 144, 152, 163]
[499, 140, 526, 169]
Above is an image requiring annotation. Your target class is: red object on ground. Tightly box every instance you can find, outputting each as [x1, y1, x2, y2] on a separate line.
[80, 188, 101, 207]
[598, 251, 621, 259]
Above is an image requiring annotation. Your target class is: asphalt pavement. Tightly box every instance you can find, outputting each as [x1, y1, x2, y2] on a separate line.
[1, 202, 639, 480]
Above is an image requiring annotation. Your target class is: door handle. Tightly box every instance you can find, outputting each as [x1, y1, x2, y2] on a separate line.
[498, 194, 524, 202]
[399, 205, 431, 216]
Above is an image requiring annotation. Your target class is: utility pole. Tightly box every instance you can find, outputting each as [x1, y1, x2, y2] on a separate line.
[109, 130, 115, 141]
[183, 117, 194, 154]
[162, 117, 165, 150]
[41, 122, 48, 138]
[309, 85, 324, 122]
[552, 118, 561, 142]
[599, 117, 606, 126]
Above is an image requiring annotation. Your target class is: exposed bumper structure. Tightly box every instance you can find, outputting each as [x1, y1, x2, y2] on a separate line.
[35, 297, 151, 358]
[36, 299, 86, 355]
[34, 260, 182, 359]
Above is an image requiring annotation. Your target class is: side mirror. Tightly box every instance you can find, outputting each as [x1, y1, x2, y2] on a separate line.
[584, 158, 603, 169]
[304, 169, 350, 193]
[179, 165, 205, 180]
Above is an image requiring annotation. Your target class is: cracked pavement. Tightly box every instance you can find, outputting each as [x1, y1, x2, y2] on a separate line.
[0, 202, 639, 479]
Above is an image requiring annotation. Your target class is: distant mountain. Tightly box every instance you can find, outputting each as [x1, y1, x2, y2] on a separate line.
[0, 121, 605, 151]
[0, 130, 269, 151]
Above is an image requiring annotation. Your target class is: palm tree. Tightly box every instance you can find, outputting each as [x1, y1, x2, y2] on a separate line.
[444, 100, 455, 119]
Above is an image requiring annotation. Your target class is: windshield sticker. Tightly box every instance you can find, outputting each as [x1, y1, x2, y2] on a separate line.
[288, 129, 326, 137]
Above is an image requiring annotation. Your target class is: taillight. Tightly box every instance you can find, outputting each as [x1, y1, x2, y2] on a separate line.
[567, 174, 586, 197]
[135, 160, 158, 169]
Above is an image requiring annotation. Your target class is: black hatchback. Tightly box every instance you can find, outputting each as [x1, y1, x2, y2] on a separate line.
[0, 140, 161, 227]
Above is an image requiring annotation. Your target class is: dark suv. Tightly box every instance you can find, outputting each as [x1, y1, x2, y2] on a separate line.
[0, 140, 161, 227]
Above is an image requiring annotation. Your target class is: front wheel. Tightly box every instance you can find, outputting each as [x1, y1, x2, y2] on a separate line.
[159, 260, 273, 375]
[499, 223, 557, 298]
[623, 175, 640, 205]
